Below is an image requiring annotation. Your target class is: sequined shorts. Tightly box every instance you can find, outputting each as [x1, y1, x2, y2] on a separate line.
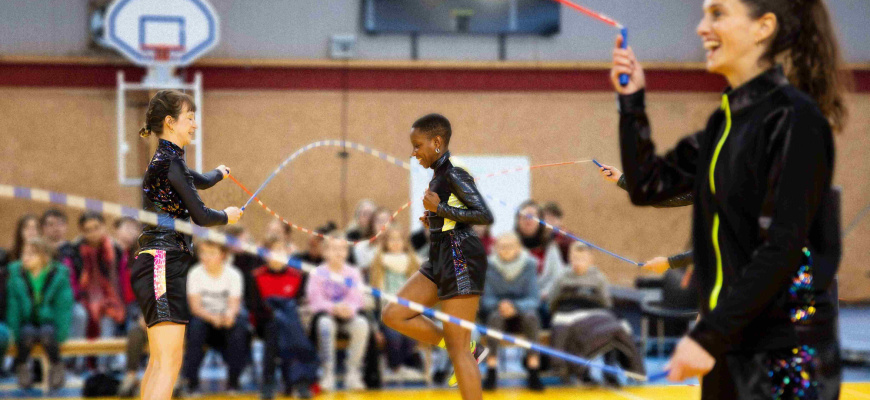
[419, 228, 487, 300]
[701, 339, 841, 400]
[131, 249, 193, 327]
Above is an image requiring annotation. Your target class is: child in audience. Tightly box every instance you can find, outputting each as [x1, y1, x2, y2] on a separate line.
[369, 226, 421, 377]
[306, 235, 369, 391]
[6, 237, 74, 391]
[254, 238, 318, 399]
[179, 240, 249, 394]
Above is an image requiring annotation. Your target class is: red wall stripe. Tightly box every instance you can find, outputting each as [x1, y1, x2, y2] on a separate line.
[0, 62, 867, 93]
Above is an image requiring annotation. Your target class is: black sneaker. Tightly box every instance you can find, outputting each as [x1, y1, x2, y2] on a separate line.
[483, 368, 497, 391]
[527, 369, 544, 392]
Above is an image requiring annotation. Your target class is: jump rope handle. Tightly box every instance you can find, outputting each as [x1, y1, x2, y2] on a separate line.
[619, 27, 630, 87]
[592, 159, 604, 168]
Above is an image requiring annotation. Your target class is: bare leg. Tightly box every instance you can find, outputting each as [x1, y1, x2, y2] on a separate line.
[139, 357, 155, 399]
[442, 295, 482, 400]
[381, 272, 442, 346]
[141, 322, 186, 400]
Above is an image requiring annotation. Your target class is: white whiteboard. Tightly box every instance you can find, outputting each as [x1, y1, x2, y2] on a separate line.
[409, 155, 530, 237]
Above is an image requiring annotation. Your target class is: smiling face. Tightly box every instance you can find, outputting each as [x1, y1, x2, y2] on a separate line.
[410, 129, 444, 169]
[697, 0, 776, 85]
[166, 102, 198, 147]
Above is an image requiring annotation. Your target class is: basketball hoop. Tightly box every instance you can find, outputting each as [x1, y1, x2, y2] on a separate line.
[139, 44, 185, 86]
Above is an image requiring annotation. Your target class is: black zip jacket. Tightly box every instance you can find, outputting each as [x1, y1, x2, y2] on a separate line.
[618, 66, 835, 358]
[618, 174, 694, 208]
[425, 151, 494, 233]
[138, 139, 227, 253]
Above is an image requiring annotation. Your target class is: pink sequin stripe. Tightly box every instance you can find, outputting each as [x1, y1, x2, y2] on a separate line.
[153, 250, 167, 299]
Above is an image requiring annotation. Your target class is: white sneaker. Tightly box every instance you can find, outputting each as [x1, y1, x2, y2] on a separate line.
[397, 366, 424, 381]
[345, 370, 366, 391]
[320, 372, 336, 392]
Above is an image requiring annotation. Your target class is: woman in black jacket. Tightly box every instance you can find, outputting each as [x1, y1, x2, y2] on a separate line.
[382, 114, 494, 400]
[130, 90, 242, 400]
[611, 0, 846, 398]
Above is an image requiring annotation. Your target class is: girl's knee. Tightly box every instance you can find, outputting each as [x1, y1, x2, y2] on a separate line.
[152, 348, 183, 366]
[443, 331, 470, 354]
[381, 304, 398, 327]
[317, 317, 336, 334]
[350, 315, 368, 329]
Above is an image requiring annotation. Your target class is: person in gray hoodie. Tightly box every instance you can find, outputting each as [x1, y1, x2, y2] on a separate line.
[549, 242, 612, 313]
[480, 233, 543, 391]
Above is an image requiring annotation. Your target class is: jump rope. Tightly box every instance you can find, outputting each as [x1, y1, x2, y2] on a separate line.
[226, 138, 675, 381]
[2, 0, 681, 385]
[232, 140, 641, 266]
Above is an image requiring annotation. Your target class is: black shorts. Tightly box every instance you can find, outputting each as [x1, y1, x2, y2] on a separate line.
[701, 339, 841, 400]
[419, 228, 487, 300]
[130, 249, 193, 327]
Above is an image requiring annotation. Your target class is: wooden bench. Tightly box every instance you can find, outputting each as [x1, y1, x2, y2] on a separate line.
[7, 338, 129, 391]
[8, 336, 433, 391]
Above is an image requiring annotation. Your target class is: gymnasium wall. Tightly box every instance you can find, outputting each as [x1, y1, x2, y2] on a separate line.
[1, 67, 867, 300]
[2, 0, 870, 62]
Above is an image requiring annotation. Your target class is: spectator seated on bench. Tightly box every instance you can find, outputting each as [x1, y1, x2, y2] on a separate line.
[480, 233, 543, 392]
[254, 238, 318, 400]
[306, 236, 368, 392]
[6, 237, 74, 391]
[179, 240, 250, 395]
[548, 242, 644, 386]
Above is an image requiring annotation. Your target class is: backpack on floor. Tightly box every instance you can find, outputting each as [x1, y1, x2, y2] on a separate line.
[82, 372, 120, 397]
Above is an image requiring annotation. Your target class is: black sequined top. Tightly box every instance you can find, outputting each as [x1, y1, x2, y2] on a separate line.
[138, 139, 227, 253]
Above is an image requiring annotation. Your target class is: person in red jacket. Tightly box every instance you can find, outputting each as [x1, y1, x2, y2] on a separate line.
[254, 238, 318, 400]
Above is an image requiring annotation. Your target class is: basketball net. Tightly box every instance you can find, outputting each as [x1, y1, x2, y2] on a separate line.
[141, 45, 184, 86]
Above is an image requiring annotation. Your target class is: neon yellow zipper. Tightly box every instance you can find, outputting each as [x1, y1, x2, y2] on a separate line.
[708, 95, 732, 310]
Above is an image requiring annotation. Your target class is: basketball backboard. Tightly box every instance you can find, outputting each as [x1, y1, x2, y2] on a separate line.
[104, 0, 219, 67]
